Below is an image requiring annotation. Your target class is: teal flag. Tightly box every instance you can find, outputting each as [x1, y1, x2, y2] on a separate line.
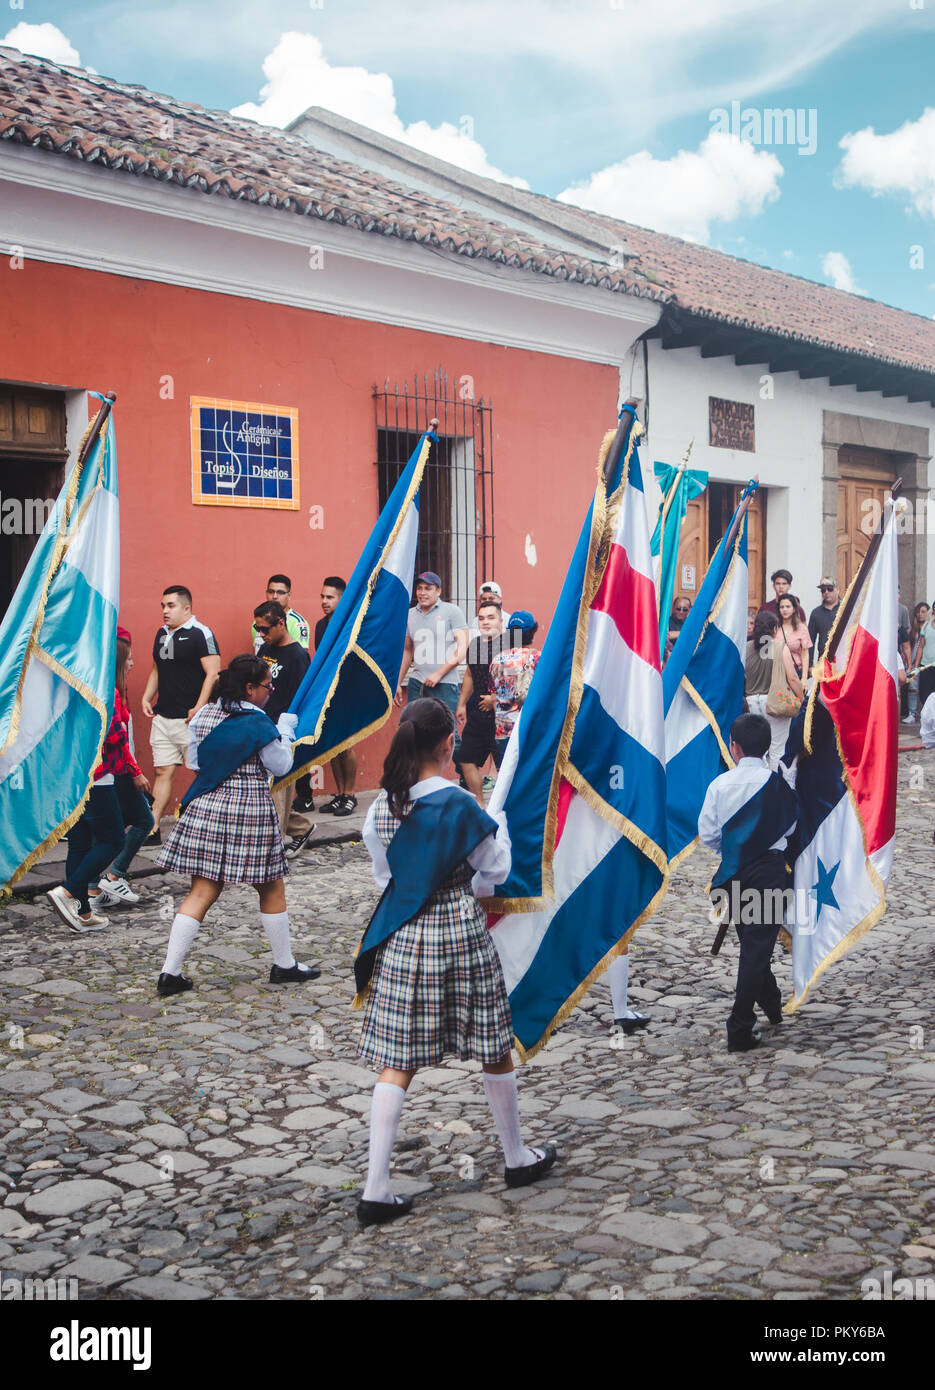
[650, 460, 707, 655]
[0, 398, 119, 894]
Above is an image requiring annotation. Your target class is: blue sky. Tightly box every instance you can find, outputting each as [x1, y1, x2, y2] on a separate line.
[6, 1, 935, 318]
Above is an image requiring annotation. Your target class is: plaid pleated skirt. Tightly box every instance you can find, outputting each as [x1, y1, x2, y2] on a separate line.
[357, 868, 514, 1071]
[156, 761, 287, 884]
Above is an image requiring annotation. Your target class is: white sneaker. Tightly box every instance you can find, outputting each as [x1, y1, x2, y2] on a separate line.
[97, 875, 140, 904]
[75, 910, 109, 932]
[46, 886, 89, 932]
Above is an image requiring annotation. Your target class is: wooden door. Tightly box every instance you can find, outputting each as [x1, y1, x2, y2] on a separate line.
[675, 484, 765, 611]
[677, 495, 706, 600]
[836, 446, 897, 592]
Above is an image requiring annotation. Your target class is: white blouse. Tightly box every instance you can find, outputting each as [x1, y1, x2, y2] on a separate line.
[187, 703, 295, 779]
[362, 776, 512, 899]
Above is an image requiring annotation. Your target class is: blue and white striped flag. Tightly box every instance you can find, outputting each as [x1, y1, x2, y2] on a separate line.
[274, 429, 434, 788]
[0, 397, 119, 894]
[662, 483, 756, 864]
[483, 405, 668, 1058]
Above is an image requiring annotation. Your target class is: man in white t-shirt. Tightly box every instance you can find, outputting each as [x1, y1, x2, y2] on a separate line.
[394, 571, 468, 721]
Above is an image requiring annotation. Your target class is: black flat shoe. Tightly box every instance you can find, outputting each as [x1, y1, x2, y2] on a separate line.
[269, 961, 321, 983]
[728, 1029, 762, 1053]
[144, 828, 162, 847]
[157, 972, 193, 997]
[357, 1194, 414, 1226]
[504, 1143, 557, 1189]
[614, 1012, 651, 1035]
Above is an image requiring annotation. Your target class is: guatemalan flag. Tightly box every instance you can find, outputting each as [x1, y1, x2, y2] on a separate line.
[0, 395, 119, 895]
[482, 404, 668, 1059]
[662, 484, 755, 865]
[273, 428, 434, 790]
[784, 496, 900, 1012]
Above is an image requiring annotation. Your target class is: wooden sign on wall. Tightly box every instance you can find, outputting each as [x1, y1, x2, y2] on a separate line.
[709, 397, 755, 452]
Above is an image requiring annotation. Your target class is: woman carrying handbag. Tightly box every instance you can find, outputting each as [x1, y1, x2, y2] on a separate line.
[764, 628, 804, 770]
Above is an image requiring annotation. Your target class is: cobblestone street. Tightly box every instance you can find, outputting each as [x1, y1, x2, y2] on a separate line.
[1, 749, 933, 1302]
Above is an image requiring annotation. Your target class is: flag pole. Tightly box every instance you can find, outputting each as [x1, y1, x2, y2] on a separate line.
[601, 398, 639, 486]
[721, 475, 759, 556]
[79, 392, 117, 465]
[826, 477, 902, 666]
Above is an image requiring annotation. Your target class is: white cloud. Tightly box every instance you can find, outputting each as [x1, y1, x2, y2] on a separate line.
[837, 109, 935, 218]
[557, 132, 783, 243]
[822, 251, 864, 295]
[1, 22, 80, 67]
[231, 32, 528, 189]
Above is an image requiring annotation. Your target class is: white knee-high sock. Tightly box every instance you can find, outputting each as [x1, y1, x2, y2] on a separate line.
[362, 1082, 406, 1203]
[483, 1070, 538, 1169]
[161, 913, 200, 976]
[261, 911, 295, 969]
[608, 953, 630, 1017]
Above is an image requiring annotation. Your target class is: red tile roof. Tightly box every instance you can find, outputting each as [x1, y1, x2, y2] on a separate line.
[2, 46, 935, 382]
[0, 47, 662, 304]
[589, 214, 935, 376]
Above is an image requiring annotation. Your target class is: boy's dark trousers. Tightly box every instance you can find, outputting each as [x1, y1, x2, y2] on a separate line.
[725, 849, 787, 1047]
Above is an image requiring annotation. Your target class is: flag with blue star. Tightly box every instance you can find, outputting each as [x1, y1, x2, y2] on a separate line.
[783, 493, 899, 1011]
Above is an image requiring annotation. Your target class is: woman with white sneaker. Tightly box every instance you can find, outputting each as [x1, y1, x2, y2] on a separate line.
[90, 630, 154, 910]
[46, 644, 131, 933]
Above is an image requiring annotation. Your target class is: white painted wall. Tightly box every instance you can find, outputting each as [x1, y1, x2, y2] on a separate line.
[640, 339, 935, 607]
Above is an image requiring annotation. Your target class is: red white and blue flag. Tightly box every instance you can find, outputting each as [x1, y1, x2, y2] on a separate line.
[482, 405, 668, 1058]
[785, 495, 899, 1011]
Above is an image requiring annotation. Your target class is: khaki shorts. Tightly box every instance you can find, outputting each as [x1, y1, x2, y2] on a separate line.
[150, 714, 192, 768]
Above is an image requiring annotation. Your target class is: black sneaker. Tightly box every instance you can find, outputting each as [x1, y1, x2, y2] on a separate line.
[292, 794, 316, 814]
[317, 796, 340, 814]
[157, 972, 193, 997]
[727, 1029, 762, 1053]
[144, 827, 162, 847]
[269, 961, 321, 983]
[285, 824, 317, 859]
[332, 795, 358, 817]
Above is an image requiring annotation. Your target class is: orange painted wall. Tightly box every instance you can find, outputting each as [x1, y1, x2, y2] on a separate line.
[2, 261, 619, 796]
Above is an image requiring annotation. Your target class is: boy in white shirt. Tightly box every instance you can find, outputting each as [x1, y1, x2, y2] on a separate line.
[698, 713, 798, 1053]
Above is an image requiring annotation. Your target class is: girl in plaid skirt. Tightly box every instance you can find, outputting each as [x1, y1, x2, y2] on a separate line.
[155, 654, 319, 996]
[355, 697, 556, 1226]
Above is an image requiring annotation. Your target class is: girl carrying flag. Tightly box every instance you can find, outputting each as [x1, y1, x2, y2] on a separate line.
[155, 654, 319, 996]
[354, 697, 556, 1225]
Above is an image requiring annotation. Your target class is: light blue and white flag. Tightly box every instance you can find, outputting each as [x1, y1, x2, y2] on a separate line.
[0, 396, 119, 895]
[650, 455, 707, 656]
[274, 428, 435, 789]
[662, 483, 756, 864]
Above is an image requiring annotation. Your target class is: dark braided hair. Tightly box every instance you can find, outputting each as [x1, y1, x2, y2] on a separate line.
[212, 654, 270, 713]
[382, 697, 455, 818]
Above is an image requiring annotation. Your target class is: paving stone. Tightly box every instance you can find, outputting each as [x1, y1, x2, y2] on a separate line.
[41, 1088, 106, 1113]
[23, 1179, 122, 1216]
[119, 1275, 211, 1300]
[86, 1102, 147, 1126]
[139, 1124, 189, 1148]
[103, 1162, 168, 1189]
[600, 1212, 710, 1254]
[280, 1107, 344, 1131]
[59, 1254, 133, 1285]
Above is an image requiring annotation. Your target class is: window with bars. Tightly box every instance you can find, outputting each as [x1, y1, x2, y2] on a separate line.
[373, 371, 495, 622]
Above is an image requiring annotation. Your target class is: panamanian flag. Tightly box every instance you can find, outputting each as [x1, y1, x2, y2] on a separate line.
[0, 395, 119, 895]
[784, 496, 899, 1012]
[273, 428, 434, 790]
[662, 484, 755, 865]
[482, 404, 668, 1059]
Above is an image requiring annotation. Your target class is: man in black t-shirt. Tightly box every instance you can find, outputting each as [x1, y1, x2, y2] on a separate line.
[142, 585, 220, 841]
[255, 601, 311, 839]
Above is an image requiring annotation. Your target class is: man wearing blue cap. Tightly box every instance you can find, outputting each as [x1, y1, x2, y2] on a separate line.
[394, 572, 468, 722]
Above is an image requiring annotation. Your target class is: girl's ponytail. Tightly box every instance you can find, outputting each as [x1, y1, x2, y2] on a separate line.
[213, 654, 270, 713]
[382, 697, 455, 818]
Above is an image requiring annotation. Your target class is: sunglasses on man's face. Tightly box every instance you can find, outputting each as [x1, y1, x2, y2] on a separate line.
[819, 585, 835, 593]
[675, 605, 691, 614]
[255, 624, 277, 635]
